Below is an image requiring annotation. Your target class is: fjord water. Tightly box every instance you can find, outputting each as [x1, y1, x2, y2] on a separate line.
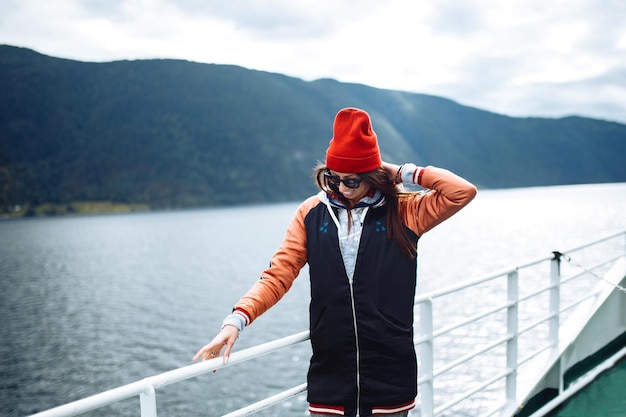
[1, 183, 625, 417]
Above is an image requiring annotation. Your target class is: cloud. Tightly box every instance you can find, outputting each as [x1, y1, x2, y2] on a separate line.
[1, 0, 625, 123]
[427, 0, 488, 35]
[169, 0, 340, 38]
[383, 0, 626, 122]
[519, 68, 626, 121]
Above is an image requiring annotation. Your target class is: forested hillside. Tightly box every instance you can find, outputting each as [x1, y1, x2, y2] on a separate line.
[1, 45, 625, 216]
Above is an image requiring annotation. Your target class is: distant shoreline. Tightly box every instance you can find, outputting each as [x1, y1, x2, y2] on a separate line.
[2, 201, 151, 219]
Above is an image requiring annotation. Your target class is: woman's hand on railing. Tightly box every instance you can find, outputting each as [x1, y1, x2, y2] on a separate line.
[193, 325, 240, 365]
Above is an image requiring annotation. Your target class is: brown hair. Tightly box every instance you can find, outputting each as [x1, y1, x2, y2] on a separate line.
[313, 163, 419, 259]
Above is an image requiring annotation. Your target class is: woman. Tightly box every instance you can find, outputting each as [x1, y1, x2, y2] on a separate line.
[194, 107, 477, 416]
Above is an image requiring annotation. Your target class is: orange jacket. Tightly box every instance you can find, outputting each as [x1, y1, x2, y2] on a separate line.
[233, 165, 477, 326]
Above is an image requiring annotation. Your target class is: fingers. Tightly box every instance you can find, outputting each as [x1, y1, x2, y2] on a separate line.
[192, 345, 214, 362]
[192, 339, 223, 361]
[193, 326, 240, 363]
[380, 161, 397, 180]
[222, 342, 233, 364]
[218, 325, 240, 364]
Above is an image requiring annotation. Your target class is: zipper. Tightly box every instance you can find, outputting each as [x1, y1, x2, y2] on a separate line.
[325, 201, 367, 416]
[348, 275, 361, 417]
[346, 209, 366, 417]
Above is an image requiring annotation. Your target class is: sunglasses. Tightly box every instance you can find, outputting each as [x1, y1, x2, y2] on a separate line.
[324, 170, 363, 189]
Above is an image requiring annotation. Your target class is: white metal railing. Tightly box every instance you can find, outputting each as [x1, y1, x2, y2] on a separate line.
[415, 230, 626, 417]
[30, 231, 626, 417]
[30, 332, 310, 417]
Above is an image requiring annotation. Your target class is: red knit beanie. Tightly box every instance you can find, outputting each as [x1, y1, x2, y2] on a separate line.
[325, 108, 381, 173]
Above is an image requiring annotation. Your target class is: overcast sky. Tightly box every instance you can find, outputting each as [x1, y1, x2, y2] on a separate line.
[1, 0, 625, 123]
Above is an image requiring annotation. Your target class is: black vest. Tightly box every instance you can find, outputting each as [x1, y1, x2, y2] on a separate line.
[304, 201, 419, 416]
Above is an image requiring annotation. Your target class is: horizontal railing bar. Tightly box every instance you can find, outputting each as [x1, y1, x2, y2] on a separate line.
[146, 330, 310, 390]
[559, 230, 625, 256]
[30, 380, 152, 417]
[30, 331, 310, 417]
[517, 315, 551, 337]
[555, 270, 585, 286]
[432, 303, 511, 339]
[221, 383, 307, 417]
[598, 253, 624, 266]
[560, 255, 622, 285]
[559, 260, 604, 285]
[434, 368, 513, 415]
[517, 282, 553, 303]
[216, 331, 307, 374]
[415, 231, 624, 306]
[434, 334, 513, 377]
[521, 250, 617, 305]
[517, 344, 553, 368]
[415, 272, 505, 304]
[558, 289, 603, 316]
[414, 262, 542, 304]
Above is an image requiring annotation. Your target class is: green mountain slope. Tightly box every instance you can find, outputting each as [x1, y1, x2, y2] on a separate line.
[1, 45, 625, 216]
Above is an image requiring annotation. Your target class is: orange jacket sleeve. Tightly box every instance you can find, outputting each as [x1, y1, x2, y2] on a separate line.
[233, 196, 318, 325]
[401, 166, 477, 236]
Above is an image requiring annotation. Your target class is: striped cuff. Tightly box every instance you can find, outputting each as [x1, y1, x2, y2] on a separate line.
[400, 163, 421, 185]
[221, 313, 246, 332]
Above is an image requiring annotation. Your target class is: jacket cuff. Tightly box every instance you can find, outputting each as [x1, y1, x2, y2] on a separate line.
[221, 313, 246, 332]
[400, 163, 422, 185]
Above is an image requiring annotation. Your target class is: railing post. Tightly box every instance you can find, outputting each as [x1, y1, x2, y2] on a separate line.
[549, 252, 562, 352]
[506, 270, 519, 407]
[140, 384, 157, 417]
[419, 299, 434, 417]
